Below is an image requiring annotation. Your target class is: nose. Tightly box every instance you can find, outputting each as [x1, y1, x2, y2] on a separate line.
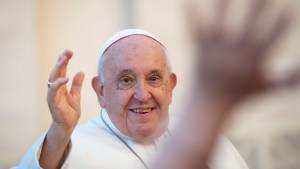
[133, 80, 151, 102]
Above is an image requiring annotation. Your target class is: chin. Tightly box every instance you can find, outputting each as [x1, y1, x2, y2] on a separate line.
[134, 123, 167, 143]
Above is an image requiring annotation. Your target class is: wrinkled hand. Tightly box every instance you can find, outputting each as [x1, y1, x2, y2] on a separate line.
[47, 50, 85, 129]
[189, 0, 296, 101]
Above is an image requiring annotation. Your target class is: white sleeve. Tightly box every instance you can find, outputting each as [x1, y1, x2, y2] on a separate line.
[209, 135, 249, 169]
[13, 133, 72, 169]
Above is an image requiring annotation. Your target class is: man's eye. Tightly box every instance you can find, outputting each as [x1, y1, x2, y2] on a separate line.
[148, 75, 162, 86]
[117, 77, 135, 90]
[121, 77, 132, 83]
[149, 76, 159, 81]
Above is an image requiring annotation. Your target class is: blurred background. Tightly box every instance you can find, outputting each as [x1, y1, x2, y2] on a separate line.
[0, 0, 299, 168]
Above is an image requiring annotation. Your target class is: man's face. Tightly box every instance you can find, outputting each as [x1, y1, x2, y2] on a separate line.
[94, 35, 176, 142]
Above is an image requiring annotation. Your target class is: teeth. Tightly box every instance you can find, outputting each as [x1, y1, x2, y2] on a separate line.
[132, 108, 152, 113]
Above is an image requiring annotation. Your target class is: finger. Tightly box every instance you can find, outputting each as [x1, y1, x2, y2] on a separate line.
[185, 1, 213, 45]
[47, 77, 69, 100]
[216, 0, 231, 28]
[49, 49, 73, 81]
[184, 3, 200, 40]
[260, 10, 291, 51]
[57, 49, 73, 78]
[241, 0, 269, 41]
[70, 72, 85, 99]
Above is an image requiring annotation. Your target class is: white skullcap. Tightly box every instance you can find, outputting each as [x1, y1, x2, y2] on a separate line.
[98, 29, 165, 64]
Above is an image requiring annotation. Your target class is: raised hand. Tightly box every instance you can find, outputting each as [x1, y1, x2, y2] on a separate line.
[47, 49, 85, 129]
[40, 50, 84, 169]
[153, 1, 297, 169]
[189, 0, 295, 102]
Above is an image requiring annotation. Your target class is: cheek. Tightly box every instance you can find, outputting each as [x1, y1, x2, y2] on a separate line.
[153, 87, 172, 108]
[106, 89, 133, 112]
[161, 82, 172, 100]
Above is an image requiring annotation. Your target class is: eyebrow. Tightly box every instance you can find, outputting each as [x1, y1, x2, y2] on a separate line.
[149, 70, 163, 76]
[116, 69, 135, 77]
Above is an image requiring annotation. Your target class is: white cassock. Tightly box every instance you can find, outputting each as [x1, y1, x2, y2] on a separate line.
[14, 109, 249, 169]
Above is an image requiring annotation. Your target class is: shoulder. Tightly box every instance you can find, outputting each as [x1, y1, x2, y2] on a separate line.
[70, 117, 123, 156]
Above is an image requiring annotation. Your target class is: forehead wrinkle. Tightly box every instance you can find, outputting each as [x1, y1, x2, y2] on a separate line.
[116, 69, 135, 76]
[117, 69, 165, 77]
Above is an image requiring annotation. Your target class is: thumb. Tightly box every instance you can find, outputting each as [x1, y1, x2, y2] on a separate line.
[70, 72, 85, 98]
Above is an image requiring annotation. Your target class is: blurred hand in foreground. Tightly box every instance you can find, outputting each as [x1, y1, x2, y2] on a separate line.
[190, 0, 297, 102]
[152, 0, 298, 169]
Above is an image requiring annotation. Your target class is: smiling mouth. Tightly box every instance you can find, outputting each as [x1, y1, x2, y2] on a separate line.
[130, 108, 153, 114]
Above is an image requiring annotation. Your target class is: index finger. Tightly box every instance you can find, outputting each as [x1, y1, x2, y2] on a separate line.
[48, 49, 73, 82]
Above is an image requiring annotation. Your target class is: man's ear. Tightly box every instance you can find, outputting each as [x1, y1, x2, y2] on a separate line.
[92, 76, 106, 108]
[168, 73, 177, 104]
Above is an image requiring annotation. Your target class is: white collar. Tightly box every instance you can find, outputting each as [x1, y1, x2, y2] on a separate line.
[99, 108, 171, 145]
[100, 109, 136, 142]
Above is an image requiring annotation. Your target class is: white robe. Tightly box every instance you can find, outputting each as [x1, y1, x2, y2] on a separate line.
[14, 109, 249, 169]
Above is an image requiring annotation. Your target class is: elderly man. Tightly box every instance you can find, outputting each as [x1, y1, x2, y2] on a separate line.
[15, 29, 248, 169]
